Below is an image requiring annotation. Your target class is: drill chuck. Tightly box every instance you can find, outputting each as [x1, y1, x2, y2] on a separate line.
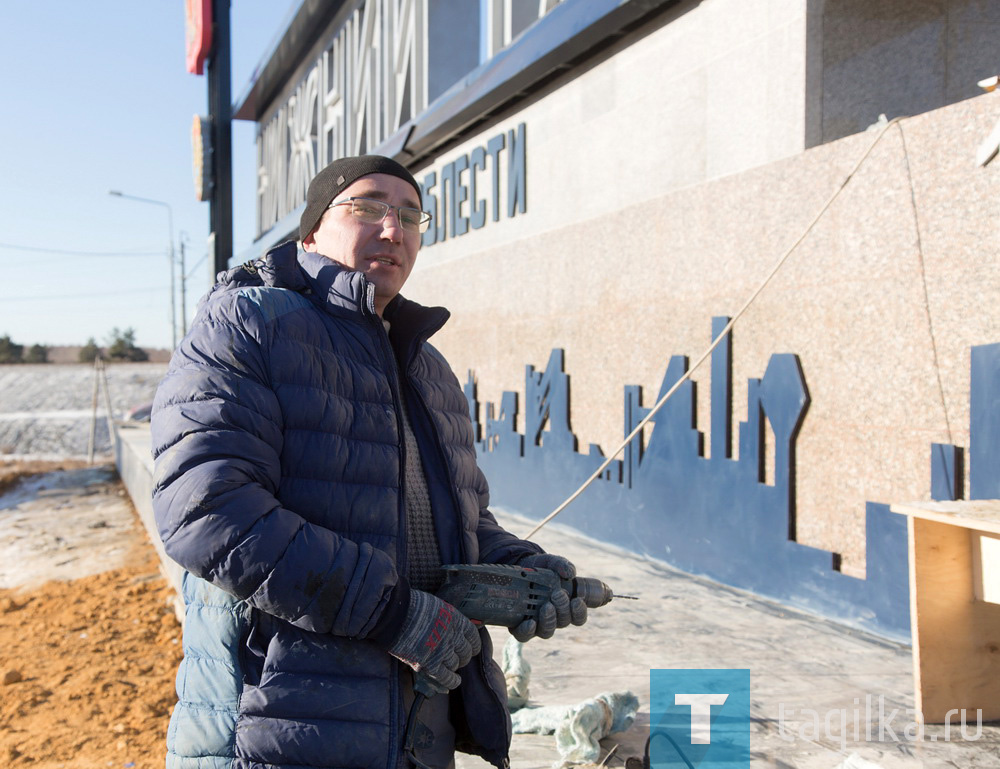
[567, 576, 615, 608]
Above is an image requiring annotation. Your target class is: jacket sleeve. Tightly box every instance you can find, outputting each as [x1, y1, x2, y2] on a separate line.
[150, 291, 409, 640]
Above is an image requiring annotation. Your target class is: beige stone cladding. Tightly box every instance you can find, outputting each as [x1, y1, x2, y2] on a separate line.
[404, 90, 1000, 578]
[414, 0, 816, 266]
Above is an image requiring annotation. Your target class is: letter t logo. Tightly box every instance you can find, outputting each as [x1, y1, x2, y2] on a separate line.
[651, 669, 748, 765]
[674, 693, 729, 744]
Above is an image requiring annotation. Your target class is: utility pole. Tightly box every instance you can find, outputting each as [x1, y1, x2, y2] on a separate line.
[108, 191, 177, 348]
[207, 0, 233, 276]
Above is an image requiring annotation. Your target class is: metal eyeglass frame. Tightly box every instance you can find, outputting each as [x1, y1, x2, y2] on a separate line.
[328, 196, 433, 234]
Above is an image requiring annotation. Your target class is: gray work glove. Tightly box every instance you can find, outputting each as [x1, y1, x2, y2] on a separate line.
[510, 553, 588, 642]
[388, 589, 482, 695]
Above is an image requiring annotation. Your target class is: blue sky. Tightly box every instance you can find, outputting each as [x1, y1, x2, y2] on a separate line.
[0, 1, 300, 350]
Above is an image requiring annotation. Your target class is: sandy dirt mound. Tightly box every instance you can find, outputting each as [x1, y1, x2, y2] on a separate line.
[0, 461, 181, 768]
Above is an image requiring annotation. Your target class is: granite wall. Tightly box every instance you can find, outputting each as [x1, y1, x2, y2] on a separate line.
[403, 90, 1000, 578]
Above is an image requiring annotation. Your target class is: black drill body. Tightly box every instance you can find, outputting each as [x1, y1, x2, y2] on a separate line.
[435, 563, 617, 627]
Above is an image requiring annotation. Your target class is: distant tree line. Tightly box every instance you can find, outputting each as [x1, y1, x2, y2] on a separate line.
[0, 335, 49, 364]
[0, 328, 149, 364]
[79, 328, 149, 363]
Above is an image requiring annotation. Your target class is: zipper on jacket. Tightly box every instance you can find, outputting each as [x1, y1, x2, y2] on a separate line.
[405, 383, 469, 565]
[365, 290, 409, 575]
[372, 287, 511, 768]
[363, 282, 409, 769]
[406, 369, 513, 767]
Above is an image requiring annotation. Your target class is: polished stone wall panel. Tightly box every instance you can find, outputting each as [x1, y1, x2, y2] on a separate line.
[404, 92, 1000, 577]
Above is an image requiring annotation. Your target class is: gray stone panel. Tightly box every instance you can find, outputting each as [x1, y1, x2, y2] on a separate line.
[427, 0, 482, 104]
[946, 16, 1000, 104]
[821, 0, 998, 142]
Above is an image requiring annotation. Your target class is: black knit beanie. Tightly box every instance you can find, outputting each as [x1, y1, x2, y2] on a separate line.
[299, 155, 422, 241]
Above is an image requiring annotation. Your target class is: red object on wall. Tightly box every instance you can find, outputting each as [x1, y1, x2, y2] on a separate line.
[185, 0, 213, 75]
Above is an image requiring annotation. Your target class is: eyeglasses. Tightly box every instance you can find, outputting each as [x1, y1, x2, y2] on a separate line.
[329, 196, 433, 234]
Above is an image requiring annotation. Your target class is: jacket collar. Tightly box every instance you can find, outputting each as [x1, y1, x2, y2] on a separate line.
[251, 240, 373, 317]
[251, 240, 451, 361]
[383, 294, 450, 369]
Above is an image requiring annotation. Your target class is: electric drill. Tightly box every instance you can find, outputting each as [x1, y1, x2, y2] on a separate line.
[435, 562, 632, 628]
[405, 563, 635, 767]
[411, 563, 633, 696]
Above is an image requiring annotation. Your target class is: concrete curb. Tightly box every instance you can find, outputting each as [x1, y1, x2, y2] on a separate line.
[114, 422, 184, 619]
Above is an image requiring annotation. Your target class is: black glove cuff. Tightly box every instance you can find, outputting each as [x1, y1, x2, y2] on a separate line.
[367, 576, 411, 648]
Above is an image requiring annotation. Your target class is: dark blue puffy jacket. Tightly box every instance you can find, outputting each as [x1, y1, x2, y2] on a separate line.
[151, 241, 541, 769]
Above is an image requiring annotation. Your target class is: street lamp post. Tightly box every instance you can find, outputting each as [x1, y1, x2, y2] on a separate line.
[108, 190, 177, 349]
[178, 232, 189, 337]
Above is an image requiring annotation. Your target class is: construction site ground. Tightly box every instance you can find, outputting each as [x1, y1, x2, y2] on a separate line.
[0, 461, 180, 769]
[1, 460, 998, 769]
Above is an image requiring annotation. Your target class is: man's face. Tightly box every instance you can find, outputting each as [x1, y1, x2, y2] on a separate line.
[302, 173, 422, 315]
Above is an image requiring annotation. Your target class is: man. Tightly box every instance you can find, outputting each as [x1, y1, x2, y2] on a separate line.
[151, 155, 586, 769]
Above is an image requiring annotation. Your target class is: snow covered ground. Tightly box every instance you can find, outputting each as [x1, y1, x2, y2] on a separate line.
[0, 463, 146, 589]
[0, 363, 167, 457]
